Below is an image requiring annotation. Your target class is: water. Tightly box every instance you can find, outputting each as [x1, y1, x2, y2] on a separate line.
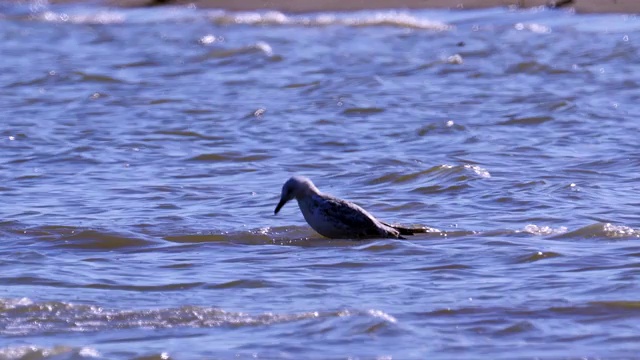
[1, 2, 640, 358]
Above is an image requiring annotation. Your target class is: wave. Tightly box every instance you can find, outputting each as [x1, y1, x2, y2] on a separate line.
[162, 222, 640, 246]
[163, 226, 362, 246]
[421, 301, 640, 319]
[209, 10, 452, 30]
[34, 10, 126, 24]
[0, 345, 100, 360]
[368, 164, 491, 187]
[1, 223, 159, 250]
[23, 4, 452, 30]
[2, 221, 638, 252]
[0, 297, 398, 336]
[551, 222, 640, 239]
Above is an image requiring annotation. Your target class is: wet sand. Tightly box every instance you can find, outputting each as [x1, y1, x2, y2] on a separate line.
[51, 0, 640, 14]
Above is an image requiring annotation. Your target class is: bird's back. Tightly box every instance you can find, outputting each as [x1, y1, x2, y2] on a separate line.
[297, 193, 401, 239]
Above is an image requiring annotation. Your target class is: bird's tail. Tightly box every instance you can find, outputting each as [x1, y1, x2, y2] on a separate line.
[382, 222, 430, 236]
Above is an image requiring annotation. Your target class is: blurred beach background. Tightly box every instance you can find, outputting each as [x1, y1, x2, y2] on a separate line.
[1, 0, 639, 358]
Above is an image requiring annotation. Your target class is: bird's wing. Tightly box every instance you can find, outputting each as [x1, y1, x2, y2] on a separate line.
[315, 195, 393, 238]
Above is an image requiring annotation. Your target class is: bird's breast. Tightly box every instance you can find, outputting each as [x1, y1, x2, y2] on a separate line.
[296, 197, 343, 238]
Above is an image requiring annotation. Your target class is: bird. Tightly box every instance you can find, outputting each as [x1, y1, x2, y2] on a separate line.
[274, 176, 428, 239]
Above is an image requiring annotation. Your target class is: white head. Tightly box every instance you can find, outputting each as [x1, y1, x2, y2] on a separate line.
[274, 176, 319, 214]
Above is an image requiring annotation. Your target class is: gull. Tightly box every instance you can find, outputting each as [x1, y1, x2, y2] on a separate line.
[274, 176, 427, 239]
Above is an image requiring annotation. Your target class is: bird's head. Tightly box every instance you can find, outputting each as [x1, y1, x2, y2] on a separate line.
[274, 176, 317, 214]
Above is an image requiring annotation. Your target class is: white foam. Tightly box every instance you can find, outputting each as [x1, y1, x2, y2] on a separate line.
[210, 10, 452, 31]
[522, 224, 568, 235]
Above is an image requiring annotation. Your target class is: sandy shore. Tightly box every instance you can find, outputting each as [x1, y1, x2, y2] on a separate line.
[51, 0, 640, 13]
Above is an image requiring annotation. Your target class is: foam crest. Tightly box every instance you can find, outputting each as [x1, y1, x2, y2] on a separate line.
[37, 10, 125, 24]
[210, 10, 452, 30]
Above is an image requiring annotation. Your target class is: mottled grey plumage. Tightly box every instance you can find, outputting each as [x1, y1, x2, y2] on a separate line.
[274, 176, 426, 240]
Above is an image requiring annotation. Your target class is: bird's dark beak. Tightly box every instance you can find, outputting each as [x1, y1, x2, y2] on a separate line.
[274, 198, 287, 215]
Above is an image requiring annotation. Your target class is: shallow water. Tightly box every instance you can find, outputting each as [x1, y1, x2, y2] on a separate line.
[1, 3, 640, 359]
